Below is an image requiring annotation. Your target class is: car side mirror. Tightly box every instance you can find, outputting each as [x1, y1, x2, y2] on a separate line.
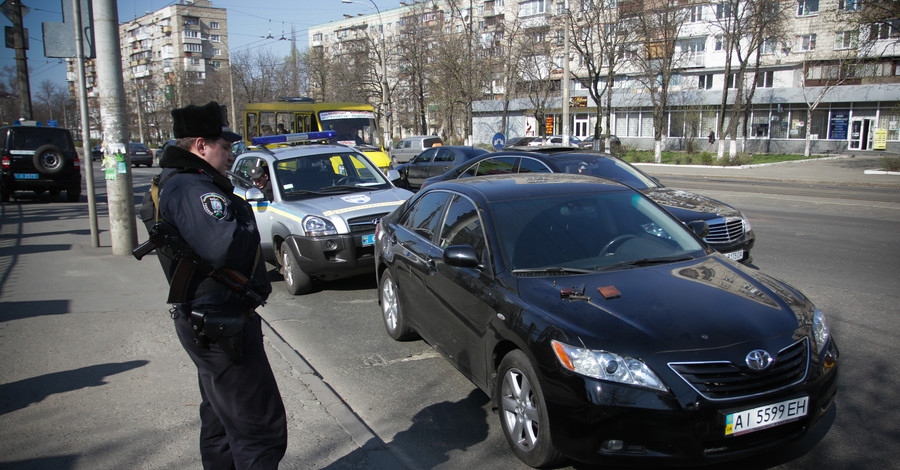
[443, 245, 480, 268]
[244, 187, 265, 202]
[688, 220, 709, 238]
[385, 169, 401, 182]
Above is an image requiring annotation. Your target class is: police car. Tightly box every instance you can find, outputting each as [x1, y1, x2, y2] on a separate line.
[230, 131, 413, 294]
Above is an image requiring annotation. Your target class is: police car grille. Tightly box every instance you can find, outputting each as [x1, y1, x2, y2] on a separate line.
[347, 212, 389, 234]
[668, 338, 809, 400]
[704, 217, 744, 244]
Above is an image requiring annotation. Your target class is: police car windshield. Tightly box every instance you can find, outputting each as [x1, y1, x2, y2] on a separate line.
[274, 152, 391, 199]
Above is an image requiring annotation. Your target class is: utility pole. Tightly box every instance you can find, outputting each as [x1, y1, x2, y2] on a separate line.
[95, 0, 137, 255]
[6, 0, 32, 119]
[561, 0, 570, 146]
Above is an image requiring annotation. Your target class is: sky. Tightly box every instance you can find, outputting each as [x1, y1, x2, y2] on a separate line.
[1, 0, 383, 90]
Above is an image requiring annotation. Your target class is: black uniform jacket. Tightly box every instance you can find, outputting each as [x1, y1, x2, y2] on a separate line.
[146, 145, 271, 312]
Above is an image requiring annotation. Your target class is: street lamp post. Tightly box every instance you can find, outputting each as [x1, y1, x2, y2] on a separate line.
[342, 0, 391, 151]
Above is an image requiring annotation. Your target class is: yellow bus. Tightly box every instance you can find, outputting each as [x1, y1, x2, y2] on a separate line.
[243, 98, 392, 172]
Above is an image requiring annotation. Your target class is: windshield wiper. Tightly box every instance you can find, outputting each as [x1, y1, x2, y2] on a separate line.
[512, 266, 596, 275]
[283, 189, 324, 196]
[319, 185, 360, 192]
[599, 255, 694, 271]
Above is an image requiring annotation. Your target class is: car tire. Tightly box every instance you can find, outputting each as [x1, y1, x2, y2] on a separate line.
[32, 145, 66, 176]
[379, 270, 417, 341]
[497, 350, 563, 468]
[281, 244, 311, 295]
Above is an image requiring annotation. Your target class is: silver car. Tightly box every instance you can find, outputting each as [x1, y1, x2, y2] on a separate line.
[390, 135, 443, 163]
[231, 141, 413, 294]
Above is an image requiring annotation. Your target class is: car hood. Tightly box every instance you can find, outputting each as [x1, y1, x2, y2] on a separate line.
[279, 188, 411, 226]
[516, 256, 810, 355]
[639, 187, 741, 221]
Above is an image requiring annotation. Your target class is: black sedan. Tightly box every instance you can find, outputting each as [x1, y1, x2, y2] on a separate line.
[422, 150, 755, 263]
[374, 174, 838, 468]
[128, 142, 153, 167]
[394, 145, 487, 190]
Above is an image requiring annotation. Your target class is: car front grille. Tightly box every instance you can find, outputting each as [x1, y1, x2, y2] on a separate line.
[347, 212, 389, 234]
[704, 217, 744, 244]
[668, 338, 809, 401]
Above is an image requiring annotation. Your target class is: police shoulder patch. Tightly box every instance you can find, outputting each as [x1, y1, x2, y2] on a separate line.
[200, 192, 229, 219]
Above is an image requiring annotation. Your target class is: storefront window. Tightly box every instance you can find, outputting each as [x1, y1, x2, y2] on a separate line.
[809, 110, 829, 139]
[751, 109, 770, 138]
[789, 107, 807, 139]
[669, 112, 685, 137]
[877, 108, 899, 141]
[771, 110, 789, 138]
[641, 112, 655, 137]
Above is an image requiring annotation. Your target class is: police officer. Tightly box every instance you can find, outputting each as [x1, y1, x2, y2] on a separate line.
[141, 101, 287, 469]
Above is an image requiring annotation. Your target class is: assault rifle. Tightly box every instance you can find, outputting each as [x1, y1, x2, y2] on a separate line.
[133, 221, 266, 307]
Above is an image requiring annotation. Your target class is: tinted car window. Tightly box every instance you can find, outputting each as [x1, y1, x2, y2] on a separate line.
[423, 137, 442, 147]
[462, 156, 518, 177]
[401, 191, 450, 241]
[434, 148, 454, 162]
[12, 128, 72, 150]
[518, 157, 552, 174]
[554, 155, 657, 189]
[440, 195, 486, 259]
[414, 148, 436, 163]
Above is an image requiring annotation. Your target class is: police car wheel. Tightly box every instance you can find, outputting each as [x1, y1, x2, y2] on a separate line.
[281, 245, 311, 295]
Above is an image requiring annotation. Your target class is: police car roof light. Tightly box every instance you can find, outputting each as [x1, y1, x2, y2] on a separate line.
[251, 130, 336, 147]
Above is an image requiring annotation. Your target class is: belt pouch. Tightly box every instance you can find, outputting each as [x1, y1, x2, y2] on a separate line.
[201, 312, 247, 362]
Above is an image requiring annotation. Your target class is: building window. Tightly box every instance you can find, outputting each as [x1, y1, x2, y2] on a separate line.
[211, 61, 221, 68]
[184, 30, 200, 39]
[714, 35, 724, 51]
[869, 21, 900, 40]
[835, 31, 857, 50]
[726, 73, 736, 88]
[698, 74, 714, 89]
[838, 0, 859, 11]
[798, 34, 816, 51]
[689, 5, 703, 22]
[762, 37, 777, 54]
[185, 43, 202, 53]
[183, 16, 199, 26]
[756, 70, 774, 87]
[716, 3, 734, 19]
[519, 0, 546, 17]
[210, 21, 220, 29]
[212, 48, 221, 56]
[797, 0, 818, 16]
[210, 34, 220, 42]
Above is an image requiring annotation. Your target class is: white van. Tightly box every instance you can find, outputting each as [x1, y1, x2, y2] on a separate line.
[390, 135, 443, 163]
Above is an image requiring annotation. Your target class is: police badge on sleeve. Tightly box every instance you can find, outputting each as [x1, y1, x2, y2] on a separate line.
[200, 192, 229, 219]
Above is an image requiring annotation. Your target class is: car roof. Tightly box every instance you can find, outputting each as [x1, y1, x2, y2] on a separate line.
[426, 173, 632, 203]
[240, 143, 361, 162]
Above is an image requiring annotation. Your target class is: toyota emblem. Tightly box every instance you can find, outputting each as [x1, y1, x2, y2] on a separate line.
[745, 349, 774, 371]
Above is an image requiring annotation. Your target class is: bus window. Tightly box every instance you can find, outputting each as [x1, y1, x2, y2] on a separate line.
[260, 112, 276, 136]
[275, 113, 292, 134]
[295, 113, 312, 133]
[246, 112, 260, 138]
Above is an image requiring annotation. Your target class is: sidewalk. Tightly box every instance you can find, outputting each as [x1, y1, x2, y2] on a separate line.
[0, 202, 399, 469]
[0, 154, 896, 469]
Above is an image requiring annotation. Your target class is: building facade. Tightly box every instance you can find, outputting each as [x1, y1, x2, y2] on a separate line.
[310, 0, 900, 154]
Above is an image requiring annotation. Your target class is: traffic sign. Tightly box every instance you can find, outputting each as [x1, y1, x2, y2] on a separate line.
[492, 132, 505, 150]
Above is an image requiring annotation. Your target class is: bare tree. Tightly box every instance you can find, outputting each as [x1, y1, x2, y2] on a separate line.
[397, 4, 436, 136]
[567, 0, 636, 152]
[623, 0, 688, 163]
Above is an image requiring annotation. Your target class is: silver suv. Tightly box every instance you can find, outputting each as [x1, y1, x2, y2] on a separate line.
[390, 135, 443, 163]
[230, 139, 412, 294]
[0, 125, 82, 202]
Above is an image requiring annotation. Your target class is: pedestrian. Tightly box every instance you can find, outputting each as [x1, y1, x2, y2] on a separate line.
[708, 129, 716, 145]
[139, 101, 287, 469]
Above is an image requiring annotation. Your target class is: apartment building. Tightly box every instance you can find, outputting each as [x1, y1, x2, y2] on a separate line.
[310, 0, 899, 153]
[67, 0, 231, 142]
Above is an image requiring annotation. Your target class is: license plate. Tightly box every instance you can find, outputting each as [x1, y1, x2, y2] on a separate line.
[724, 249, 744, 261]
[724, 396, 808, 437]
[362, 234, 375, 246]
[14, 173, 39, 180]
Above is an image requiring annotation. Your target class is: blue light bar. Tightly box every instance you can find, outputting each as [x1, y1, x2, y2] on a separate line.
[251, 130, 336, 146]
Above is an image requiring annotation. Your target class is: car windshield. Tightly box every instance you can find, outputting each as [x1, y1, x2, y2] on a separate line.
[552, 155, 659, 189]
[489, 189, 705, 273]
[273, 151, 392, 199]
[318, 110, 382, 150]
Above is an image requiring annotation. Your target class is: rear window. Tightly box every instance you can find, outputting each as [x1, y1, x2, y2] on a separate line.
[423, 137, 443, 148]
[10, 128, 73, 151]
[130, 143, 150, 150]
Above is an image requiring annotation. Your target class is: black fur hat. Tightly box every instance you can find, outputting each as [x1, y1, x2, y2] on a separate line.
[171, 101, 241, 142]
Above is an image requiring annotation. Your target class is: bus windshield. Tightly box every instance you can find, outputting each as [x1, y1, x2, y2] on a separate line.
[318, 110, 381, 150]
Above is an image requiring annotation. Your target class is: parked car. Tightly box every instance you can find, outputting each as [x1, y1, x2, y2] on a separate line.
[91, 143, 103, 161]
[579, 135, 622, 154]
[0, 124, 82, 202]
[393, 146, 488, 190]
[421, 149, 755, 262]
[230, 132, 413, 294]
[390, 135, 443, 163]
[128, 142, 153, 167]
[374, 173, 839, 468]
[155, 139, 175, 164]
[527, 135, 582, 146]
[503, 136, 537, 148]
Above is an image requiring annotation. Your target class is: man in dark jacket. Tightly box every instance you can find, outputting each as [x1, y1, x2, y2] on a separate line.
[141, 101, 287, 469]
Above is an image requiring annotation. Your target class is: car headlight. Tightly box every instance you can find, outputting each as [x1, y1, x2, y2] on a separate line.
[741, 212, 752, 232]
[303, 216, 337, 237]
[551, 340, 667, 392]
[813, 308, 830, 354]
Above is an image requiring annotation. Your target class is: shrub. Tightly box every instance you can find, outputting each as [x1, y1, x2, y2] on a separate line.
[883, 156, 900, 172]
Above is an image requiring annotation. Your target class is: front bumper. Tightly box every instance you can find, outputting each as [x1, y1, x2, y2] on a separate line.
[284, 231, 376, 280]
[544, 339, 839, 465]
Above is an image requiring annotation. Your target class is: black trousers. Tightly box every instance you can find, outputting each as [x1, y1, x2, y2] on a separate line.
[174, 310, 288, 469]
